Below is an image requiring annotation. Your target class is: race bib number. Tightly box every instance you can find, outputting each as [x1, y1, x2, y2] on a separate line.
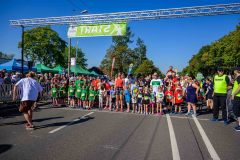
[144, 96, 149, 100]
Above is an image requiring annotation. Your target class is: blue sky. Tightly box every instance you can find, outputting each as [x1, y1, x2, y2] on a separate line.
[0, 0, 239, 73]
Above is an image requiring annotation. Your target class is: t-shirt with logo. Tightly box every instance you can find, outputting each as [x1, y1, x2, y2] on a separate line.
[165, 90, 173, 102]
[150, 79, 163, 93]
[174, 91, 183, 104]
[68, 86, 75, 97]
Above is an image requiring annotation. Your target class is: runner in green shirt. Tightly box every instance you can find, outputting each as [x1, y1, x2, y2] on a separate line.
[68, 82, 75, 108]
[88, 86, 96, 109]
[81, 85, 88, 109]
[51, 84, 58, 106]
[59, 84, 67, 106]
[75, 83, 82, 108]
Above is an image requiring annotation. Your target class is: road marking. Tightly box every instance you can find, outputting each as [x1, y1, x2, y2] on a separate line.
[49, 112, 94, 134]
[192, 116, 220, 160]
[166, 114, 181, 160]
[55, 108, 209, 121]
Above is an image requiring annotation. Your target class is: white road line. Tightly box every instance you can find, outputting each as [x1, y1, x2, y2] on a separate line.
[192, 116, 220, 160]
[166, 114, 181, 160]
[49, 112, 94, 134]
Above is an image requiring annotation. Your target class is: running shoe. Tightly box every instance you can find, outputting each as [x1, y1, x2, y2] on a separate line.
[185, 112, 191, 116]
[224, 120, 230, 125]
[234, 125, 240, 131]
[210, 118, 219, 122]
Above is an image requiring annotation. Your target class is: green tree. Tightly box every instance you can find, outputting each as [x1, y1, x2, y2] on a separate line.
[0, 51, 14, 59]
[18, 26, 67, 67]
[64, 46, 88, 68]
[182, 25, 240, 76]
[134, 37, 147, 67]
[100, 27, 135, 76]
[134, 59, 162, 77]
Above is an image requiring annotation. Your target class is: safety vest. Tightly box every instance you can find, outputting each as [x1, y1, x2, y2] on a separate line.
[214, 75, 227, 94]
[232, 79, 240, 97]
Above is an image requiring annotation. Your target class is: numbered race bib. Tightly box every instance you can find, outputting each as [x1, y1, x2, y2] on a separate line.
[77, 89, 81, 92]
[144, 96, 149, 100]
[90, 93, 94, 97]
[178, 95, 183, 100]
[167, 95, 172, 99]
[82, 93, 86, 96]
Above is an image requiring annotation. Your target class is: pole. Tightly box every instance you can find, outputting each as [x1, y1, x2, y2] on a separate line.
[75, 40, 78, 61]
[21, 26, 24, 75]
[68, 38, 71, 77]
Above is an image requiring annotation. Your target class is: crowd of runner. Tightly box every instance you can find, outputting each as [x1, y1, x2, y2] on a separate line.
[1, 65, 240, 131]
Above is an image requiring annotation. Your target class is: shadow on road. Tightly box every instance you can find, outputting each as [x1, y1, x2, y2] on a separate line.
[0, 116, 64, 126]
[34, 116, 94, 130]
[0, 144, 12, 155]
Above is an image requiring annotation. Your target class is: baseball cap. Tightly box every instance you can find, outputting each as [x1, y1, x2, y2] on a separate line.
[233, 67, 240, 71]
[217, 68, 224, 72]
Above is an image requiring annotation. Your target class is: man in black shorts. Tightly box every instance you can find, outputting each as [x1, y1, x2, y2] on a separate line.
[13, 72, 43, 130]
[231, 67, 240, 131]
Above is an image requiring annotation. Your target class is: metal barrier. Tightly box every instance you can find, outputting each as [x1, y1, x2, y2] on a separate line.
[0, 83, 51, 103]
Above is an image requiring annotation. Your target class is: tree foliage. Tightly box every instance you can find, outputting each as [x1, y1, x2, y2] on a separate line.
[64, 46, 88, 68]
[0, 51, 14, 59]
[182, 25, 240, 76]
[18, 26, 67, 67]
[134, 59, 163, 77]
[100, 27, 135, 76]
[100, 27, 162, 77]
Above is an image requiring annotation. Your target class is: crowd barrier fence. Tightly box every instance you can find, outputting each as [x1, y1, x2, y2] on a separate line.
[0, 83, 51, 103]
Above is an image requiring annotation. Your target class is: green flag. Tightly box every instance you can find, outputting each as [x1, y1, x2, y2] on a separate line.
[68, 22, 127, 38]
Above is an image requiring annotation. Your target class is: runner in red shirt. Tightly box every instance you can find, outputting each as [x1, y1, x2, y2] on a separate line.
[173, 84, 184, 114]
[165, 86, 174, 113]
[104, 80, 111, 109]
[115, 73, 124, 111]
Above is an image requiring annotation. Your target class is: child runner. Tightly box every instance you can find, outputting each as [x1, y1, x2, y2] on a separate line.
[165, 86, 174, 113]
[131, 83, 138, 113]
[98, 85, 105, 110]
[137, 88, 143, 114]
[81, 85, 88, 109]
[143, 87, 151, 115]
[124, 86, 131, 112]
[75, 83, 82, 108]
[156, 86, 164, 115]
[59, 83, 67, 106]
[173, 84, 184, 114]
[51, 83, 58, 107]
[68, 81, 75, 108]
[109, 85, 116, 111]
[150, 88, 156, 114]
[88, 85, 96, 110]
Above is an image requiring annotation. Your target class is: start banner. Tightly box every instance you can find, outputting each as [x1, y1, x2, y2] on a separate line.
[68, 22, 127, 38]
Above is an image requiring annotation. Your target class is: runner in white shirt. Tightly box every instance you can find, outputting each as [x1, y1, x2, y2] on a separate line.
[13, 72, 43, 130]
[150, 72, 163, 94]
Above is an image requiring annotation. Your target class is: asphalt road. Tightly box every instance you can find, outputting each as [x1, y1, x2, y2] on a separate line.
[0, 105, 240, 160]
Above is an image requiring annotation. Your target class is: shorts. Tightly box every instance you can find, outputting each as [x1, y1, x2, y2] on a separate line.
[175, 102, 183, 106]
[19, 100, 35, 113]
[142, 99, 150, 105]
[156, 98, 163, 104]
[107, 91, 110, 95]
[125, 98, 131, 103]
[207, 94, 213, 100]
[137, 98, 142, 104]
[132, 97, 137, 104]
[111, 97, 116, 103]
[166, 102, 173, 106]
[233, 97, 240, 117]
[116, 87, 123, 95]
[150, 102, 155, 106]
[69, 96, 75, 99]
